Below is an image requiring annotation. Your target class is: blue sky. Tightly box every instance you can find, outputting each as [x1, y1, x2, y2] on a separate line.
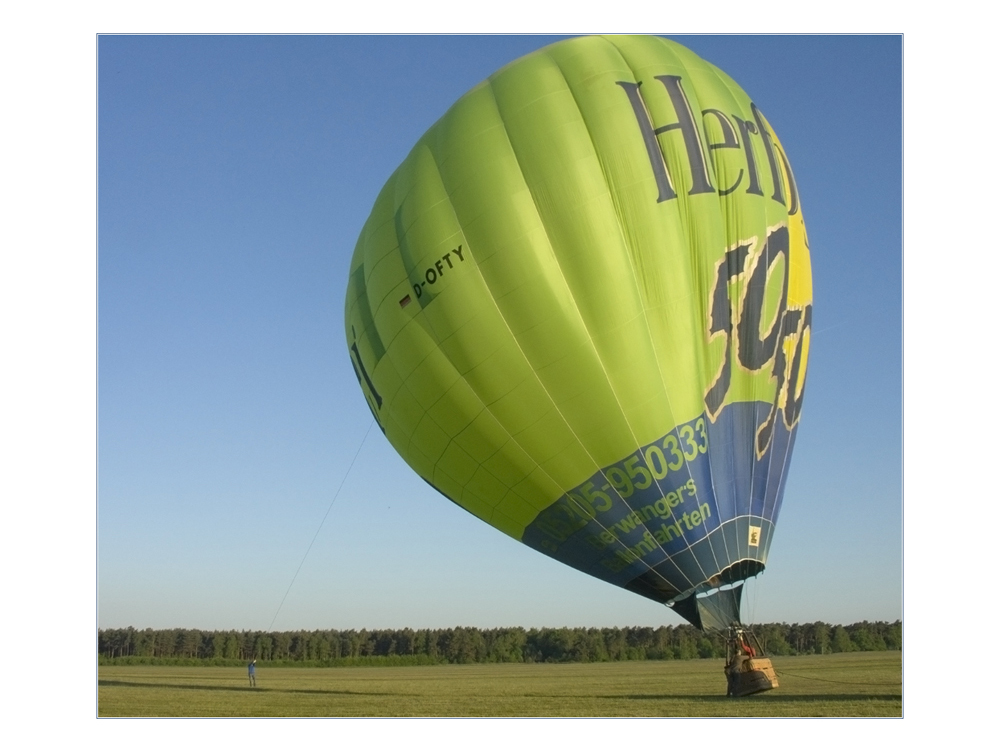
[96, 35, 901, 631]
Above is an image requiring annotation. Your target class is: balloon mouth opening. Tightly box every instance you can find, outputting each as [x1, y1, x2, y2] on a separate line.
[666, 559, 766, 608]
[697, 581, 744, 599]
[668, 559, 766, 630]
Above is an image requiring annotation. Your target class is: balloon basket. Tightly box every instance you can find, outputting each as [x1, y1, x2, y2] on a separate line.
[725, 656, 779, 697]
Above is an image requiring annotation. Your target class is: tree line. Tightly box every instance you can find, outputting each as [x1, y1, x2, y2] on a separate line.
[97, 621, 901, 665]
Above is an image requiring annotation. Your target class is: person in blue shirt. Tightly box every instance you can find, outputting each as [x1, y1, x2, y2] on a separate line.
[248, 658, 256, 687]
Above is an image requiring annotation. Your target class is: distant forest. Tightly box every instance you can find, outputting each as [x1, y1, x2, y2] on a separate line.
[98, 621, 901, 666]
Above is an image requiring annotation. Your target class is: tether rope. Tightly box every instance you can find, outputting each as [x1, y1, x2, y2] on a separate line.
[774, 668, 900, 687]
[267, 417, 376, 631]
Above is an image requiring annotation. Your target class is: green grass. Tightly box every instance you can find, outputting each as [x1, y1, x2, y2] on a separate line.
[98, 652, 901, 717]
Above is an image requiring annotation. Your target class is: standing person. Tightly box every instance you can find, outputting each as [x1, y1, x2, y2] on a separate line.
[248, 658, 256, 687]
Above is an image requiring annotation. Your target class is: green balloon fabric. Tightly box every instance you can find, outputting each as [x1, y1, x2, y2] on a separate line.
[345, 35, 812, 629]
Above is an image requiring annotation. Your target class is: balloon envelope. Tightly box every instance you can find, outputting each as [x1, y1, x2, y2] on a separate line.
[345, 35, 812, 630]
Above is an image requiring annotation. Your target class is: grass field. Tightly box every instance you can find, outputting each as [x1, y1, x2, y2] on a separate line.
[98, 652, 901, 717]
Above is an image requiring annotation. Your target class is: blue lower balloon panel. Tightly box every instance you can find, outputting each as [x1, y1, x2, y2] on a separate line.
[521, 400, 795, 621]
[622, 517, 773, 603]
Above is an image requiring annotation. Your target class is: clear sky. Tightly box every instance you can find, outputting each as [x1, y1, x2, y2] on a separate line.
[96, 34, 902, 632]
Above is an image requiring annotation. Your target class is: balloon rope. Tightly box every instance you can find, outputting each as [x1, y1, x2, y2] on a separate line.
[266, 417, 376, 632]
[746, 574, 759, 626]
[774, 668, 900, 688]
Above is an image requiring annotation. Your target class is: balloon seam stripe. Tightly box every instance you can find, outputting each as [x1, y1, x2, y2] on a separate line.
[586, 38, 725, 597]
[473, 70, 685, 588]
[487, 53, 705, 599]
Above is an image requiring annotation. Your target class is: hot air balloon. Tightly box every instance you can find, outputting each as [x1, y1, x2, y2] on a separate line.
[345, 35, 811, 658]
